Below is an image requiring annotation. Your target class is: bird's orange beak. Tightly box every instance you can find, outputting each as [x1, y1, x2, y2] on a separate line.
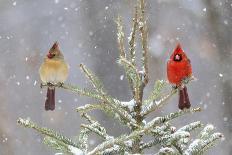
[47, 52, 54, 59]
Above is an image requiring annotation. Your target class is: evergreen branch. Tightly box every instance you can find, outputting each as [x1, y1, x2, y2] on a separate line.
[81, 124, 109, 140]
[198, 133, 223, 153]
[142, 89, 178, 116]
[143, 80, 167, 105]
[43, 136, 71, 154]
[80, 64, 105, 94]
[140, 138, 160, 150]
[41, 83, 103, 100]
[80, 64, 137, 127]
[118, 57, 142, 104]
[76, 102, 135, 127]
[117, 58, 141, 87]
[128, 5, 138, 65]
[101, 145, 122, 155]
[80, 113, 111, 140]
[184, 133, 223, 155]
[139, 0, 149, 84]
[155, 147, 177, 155]
[116, 16, 137, 97]
[142, 75, 195, 117]
[76, 103, 103, 113]
[17, 118, 79, 148]
[199, 124, 215, 140]
[178, 121, 203, 132]
[172, 122, 202, 153]
[44, 137, 84, 155]
[141, 128, 189, 151]
[87, 107, 201, 155]
[151, 123, 171, 136]
[78, 128, 90, 153]
[144, 108, 201, 133]
[116, 16, 126, 58]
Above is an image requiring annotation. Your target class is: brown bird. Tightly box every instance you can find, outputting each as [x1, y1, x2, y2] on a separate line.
[39, 42, 69, 111]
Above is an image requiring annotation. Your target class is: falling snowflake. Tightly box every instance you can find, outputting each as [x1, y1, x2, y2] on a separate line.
[33, 80, 37, 86]
[54, 0, 59, 4]
[120, 75, 124, 80]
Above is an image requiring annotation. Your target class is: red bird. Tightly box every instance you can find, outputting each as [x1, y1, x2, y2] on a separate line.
[167, 44, 192, 110]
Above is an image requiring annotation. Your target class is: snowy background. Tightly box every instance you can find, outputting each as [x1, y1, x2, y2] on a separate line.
[0, 0, 231, 154]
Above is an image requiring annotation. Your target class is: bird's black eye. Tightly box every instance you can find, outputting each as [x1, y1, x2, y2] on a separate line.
[173, 54, 182, 62]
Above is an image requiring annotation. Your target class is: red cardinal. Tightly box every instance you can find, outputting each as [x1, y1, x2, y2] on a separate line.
[167, 44, 192, 110]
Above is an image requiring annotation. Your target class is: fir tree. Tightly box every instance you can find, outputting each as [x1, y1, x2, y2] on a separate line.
[18, 0, 223, 154]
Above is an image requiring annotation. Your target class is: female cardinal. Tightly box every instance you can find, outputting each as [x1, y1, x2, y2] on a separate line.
[39, 42, 69, 111]
[167, 44, 192, 110]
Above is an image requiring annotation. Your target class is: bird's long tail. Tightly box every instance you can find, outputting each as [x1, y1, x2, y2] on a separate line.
[178, 86, 191, 110]
[45, 87, 55, 111]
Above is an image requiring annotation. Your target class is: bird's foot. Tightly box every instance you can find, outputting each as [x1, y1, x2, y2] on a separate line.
[47, 82, 55, 87]
[40, 83, 47, 88]
[57, 82, 64, 87]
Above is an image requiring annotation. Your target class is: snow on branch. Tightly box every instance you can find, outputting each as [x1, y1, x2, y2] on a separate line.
[78, 128, 90, 153]
[200, 124, 215, 140]
[43, 136, 71, 154]
[116, 16, 126, 58]
[184, 132, 223, 155]
[128, 5, 138, 65]
[41, 83, 103, 100]
[87, 107, 201, 155]
[142, 77, 195, 117]
[79, 63, 137, 128]
[143, 80, 167, 105]
[18, 1, 223, 154]
[178, 121, 203, 132]
[17, 118, 79, 149]
[80, 113, 112, 140]
[139, 0, 149, 84]
[155, 147, 176, 155]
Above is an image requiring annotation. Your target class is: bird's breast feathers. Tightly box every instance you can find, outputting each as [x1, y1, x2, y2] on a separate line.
[39, 59, 69, 83]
